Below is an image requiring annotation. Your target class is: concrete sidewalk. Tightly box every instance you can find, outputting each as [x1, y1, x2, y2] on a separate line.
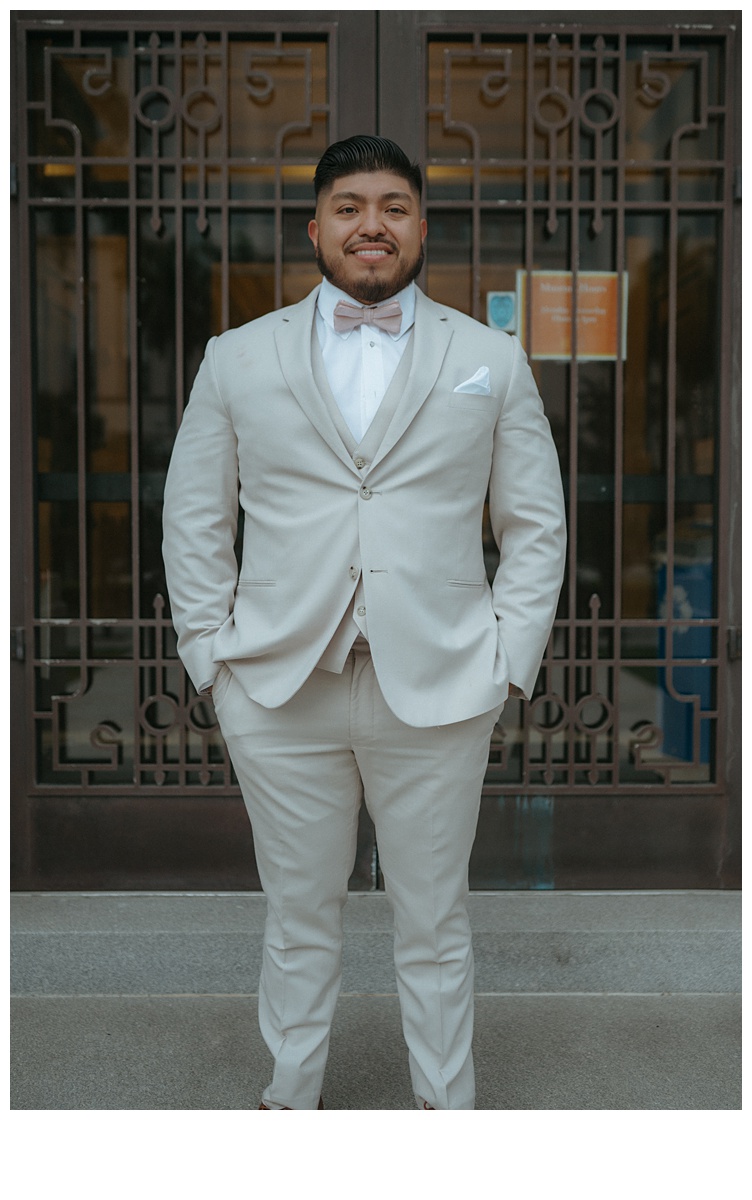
[10, 890, 742, 1110]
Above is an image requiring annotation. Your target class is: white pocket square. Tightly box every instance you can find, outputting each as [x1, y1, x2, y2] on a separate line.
[453, 366, 491, 395]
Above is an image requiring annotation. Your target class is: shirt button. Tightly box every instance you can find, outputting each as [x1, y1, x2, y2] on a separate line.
[354, 456, 367, 469]
[357, 606, 366, 617]
[360, 486, 372, 499]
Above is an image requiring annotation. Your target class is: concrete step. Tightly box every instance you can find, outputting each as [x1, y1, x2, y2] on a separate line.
[10, 992, 741, 1110]
[11, 890, 741, 996]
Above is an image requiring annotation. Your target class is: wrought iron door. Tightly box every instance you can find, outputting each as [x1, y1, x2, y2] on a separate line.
[11, 11, 740, 890]
[11, 10, 377, 888]
[382, 11, 740, 887]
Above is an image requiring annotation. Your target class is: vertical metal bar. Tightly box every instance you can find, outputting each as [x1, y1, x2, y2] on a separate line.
[128, 26, 142, 786]
[174, 28, 188, 784]
[567, 33, 580, 785]
[71, 28, 91, 787]
[471, 33, 482, 323]
[220, 28, 232, 785]
[13, 17, 35, 876]
[175, 30, 185, 422]
[523, 29, 536, 786]
[273, 31, 283, 313]
[714, 27, 736, 788]
[220, 29, 230, 333]
[612, 31, 627, 783]
[663, 31, 680, 758]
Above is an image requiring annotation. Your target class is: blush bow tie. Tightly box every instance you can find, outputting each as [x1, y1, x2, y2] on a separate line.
[332, 298, 403, 336]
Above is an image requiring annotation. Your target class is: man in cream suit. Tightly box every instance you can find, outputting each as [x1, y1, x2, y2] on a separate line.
[163, 136, 566, 1110]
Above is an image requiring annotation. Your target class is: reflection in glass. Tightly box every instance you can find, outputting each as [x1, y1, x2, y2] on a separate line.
[228, 210, 276, 327]
[426, 211, 472, 315]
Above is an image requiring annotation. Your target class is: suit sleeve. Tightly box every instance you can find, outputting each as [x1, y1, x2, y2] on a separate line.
[488, 335, 566, 699]
[162, 337, 239, 694]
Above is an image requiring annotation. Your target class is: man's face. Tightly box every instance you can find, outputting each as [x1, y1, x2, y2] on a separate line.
[308, 170, 427, 305]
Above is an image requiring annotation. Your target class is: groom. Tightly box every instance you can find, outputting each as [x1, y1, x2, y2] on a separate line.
[163, 135, 566, 1109]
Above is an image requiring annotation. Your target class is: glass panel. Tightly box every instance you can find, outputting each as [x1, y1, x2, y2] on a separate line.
[28, 160, 76, 198]
[229, 210, 276, 327]
[623, 40, 723, 165]
[183, 208, 222, 388]
[423, 26, 727, 792]
[425, 210, 472, 315]
[283, 209, 319, 307]
[137, 209, 176, 473]
[623, 213, 668, 620]
[28, 35, 131, 159]
[21, 18, 730, 806]
[33, 207, 79, 620]
[35, 624, 81, 662]
[227, 36, 330, 160]
[25, 21, 336, 795]
[479, 212, 524, 314]
[88, 501, 131, 619]
[426, 37, 527, 161]
[86, 209, 130, 475]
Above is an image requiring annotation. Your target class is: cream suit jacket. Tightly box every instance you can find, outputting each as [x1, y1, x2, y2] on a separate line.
[162, 285, 566, 728]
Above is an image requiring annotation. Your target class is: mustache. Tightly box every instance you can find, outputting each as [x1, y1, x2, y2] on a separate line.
[346, 237, 397, 253]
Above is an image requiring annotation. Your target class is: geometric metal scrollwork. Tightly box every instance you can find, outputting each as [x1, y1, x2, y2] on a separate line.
[44, 44, 114, 154]
[432, 43, 513, 158]
[534, 35, 620, 235]
[638, 48, 709, 158]
[244, 46, 328, 156]
[135, 33, 221, 234]
[141, 595, 222, 786]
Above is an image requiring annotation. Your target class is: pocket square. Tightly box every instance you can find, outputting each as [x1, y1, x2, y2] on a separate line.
[453, 366, 491, 395]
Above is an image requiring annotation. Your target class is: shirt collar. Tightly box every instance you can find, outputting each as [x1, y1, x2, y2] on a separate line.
[317, 277, 416, 339]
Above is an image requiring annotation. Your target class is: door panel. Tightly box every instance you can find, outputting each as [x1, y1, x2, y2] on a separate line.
[381, 13, 739, 886]
[11, 11, 740, 890]
[11, 11, 377, 889]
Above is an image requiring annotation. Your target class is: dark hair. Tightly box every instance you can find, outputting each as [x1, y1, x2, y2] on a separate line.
[314, 135, 422, 201]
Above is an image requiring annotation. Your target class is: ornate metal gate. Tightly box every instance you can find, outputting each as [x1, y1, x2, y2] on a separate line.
[11, 11, 740, 889]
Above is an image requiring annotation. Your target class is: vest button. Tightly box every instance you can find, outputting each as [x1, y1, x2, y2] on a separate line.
[357, 606, 366, 617]
[354, 456, 366, 469]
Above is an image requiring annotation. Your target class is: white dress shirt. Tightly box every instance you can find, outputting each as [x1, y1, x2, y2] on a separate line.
[314, 278, 416, 442]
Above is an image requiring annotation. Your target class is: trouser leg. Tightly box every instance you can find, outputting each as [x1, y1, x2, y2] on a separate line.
[214, 663, 361, 1110]
[349, 647, 502, 1110]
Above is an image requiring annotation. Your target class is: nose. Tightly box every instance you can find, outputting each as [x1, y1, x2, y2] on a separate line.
[357, 205, 387, 237]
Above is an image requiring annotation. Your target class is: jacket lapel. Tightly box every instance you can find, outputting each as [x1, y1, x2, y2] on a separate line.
[367, 288, 453, 471]
[273, 287, 361, 475]
[274, 285, 453, 476]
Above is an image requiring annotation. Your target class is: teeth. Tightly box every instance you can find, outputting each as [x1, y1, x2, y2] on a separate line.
[354, 249, 389, 257]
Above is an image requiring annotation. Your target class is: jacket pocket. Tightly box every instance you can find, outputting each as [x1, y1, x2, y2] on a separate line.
[447, 579, 485, 588]
[448, 393, 493, 412]
[237, 579, 276, 587]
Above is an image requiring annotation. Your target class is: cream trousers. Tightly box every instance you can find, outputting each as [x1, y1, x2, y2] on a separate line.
[212, 641, 502, 1110]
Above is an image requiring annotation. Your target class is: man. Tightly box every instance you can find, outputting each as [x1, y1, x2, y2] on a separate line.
[163, 135, 566, 1110]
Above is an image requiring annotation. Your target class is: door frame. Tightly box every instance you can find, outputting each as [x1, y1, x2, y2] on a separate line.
[10, 9, 741, 889]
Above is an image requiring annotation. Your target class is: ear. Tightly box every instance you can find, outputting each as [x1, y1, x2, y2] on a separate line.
[420, 218, 427, 243]
[308, 219, 319, 249]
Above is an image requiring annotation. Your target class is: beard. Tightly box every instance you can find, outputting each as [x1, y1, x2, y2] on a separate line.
[315, 240, 424, 304]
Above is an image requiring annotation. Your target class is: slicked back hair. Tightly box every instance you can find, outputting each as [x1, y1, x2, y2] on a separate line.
[313, 135, 422, 201]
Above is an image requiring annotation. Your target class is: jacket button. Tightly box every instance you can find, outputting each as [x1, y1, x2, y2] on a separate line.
[349, 566, 358, 579]
[360, 486, 372, 499]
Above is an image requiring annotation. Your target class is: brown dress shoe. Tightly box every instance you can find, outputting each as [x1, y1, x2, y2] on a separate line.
[259, 1097, 324, 1110]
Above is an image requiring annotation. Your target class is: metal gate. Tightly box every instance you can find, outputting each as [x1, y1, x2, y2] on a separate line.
[10, 11, 741, 889]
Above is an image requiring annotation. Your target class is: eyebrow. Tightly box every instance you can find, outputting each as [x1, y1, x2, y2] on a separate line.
[329, 190, 414, 204]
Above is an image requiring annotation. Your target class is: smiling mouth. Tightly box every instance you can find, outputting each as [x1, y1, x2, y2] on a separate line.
[349, 244, 394, 260]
